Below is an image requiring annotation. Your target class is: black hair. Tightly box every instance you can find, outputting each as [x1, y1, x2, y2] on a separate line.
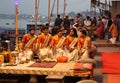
[46, 23, 49, 26]
[29, 27, 35, 31]
[57, 14, 60, 18]
[86, 16, 90, 20]
[54, 29, 62, 35]
[57, 29, 62, 33]
[70, 28, 78, 37]
[74, 23, 79, 27]
[80, 29, 87, 36]
[42, 26, 49, 30]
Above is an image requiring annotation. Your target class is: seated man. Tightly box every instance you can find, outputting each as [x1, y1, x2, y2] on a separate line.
[51, 29, 66, 60]
[65, 28, 79, 61]
[77, 29, 96, 59]
[36, 26, 53, 61]
[22, 27, 37, 50]
[22, 27, 37, 59]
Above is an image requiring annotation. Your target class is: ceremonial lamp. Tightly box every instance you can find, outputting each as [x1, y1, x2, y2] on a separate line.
[5, 40, 10, 52]
[15, 0, 19, 50]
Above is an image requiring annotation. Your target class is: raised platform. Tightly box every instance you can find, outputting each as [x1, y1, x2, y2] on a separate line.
[93, 39, 120, 47]
[94, 43, 120, 47]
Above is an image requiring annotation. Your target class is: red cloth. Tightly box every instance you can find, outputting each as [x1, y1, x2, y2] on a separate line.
[29, 61, 56, 68]
[102, 52, 120, 74]
[96, 25, 104, 39]
[74, 63, 93, 70]
[73, 63, 93, 75]
[108, 74, 120, 83]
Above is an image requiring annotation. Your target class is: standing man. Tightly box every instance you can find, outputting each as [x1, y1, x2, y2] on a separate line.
[117, 15, 120, 41]
[63, 16, 70, 30]
[106, 14, 113, 41]
[75, 13, 84, 27]
[54, 14, 63, 28]
[84, 16, 92, 36]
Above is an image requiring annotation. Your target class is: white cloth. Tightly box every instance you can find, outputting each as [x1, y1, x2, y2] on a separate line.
[109, 37, 117, 44]
[38, 47, 53, 60]
[55, 48, 66, 58]
[84, 20, 91, 27]
[65, 48, 79, 61]
[102, 18, 108, 31]
[80, 49, 89, 59]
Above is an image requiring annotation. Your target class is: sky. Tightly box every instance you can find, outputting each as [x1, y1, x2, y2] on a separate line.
[0, 0, 110, 16]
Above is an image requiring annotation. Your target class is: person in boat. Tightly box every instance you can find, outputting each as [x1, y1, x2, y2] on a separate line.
[77, 29, 96, 59]
[36, 26, 53, 61]
[65, 28, 79, 61]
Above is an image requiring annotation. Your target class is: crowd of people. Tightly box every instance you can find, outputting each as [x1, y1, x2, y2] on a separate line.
[21, 12, 120, 61]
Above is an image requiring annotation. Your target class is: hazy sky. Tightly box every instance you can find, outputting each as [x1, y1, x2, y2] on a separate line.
[0, 0, 109, 16]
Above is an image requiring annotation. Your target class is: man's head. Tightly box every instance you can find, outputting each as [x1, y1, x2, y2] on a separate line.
[57, 29, 63, 37]
[69, 28, 78, 37]
[79, 29, 87, 37]
[29, 27, 35, 36]
[97, 19, 102, 26]
[76, 13, 81, 18]
[57, 14, 60, 18]
[86, 16, 90, 20]
[42, 26, 49, 35]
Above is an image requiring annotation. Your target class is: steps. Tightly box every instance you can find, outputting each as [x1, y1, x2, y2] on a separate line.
[0, 79, 18, 83]
[45, 75, 64, 83]
[94, 43, 120, 47]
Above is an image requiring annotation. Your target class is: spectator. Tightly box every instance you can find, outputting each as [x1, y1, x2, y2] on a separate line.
[117, 14, 120, 41]
[63, 15, 70, 30]
[96, 19, 104, 39]
[108, 21, 118, 44]
[106, 14, 113, 40]
[84, 16, 92, 36]
[75, 13, 84, 27]
[54, 14, 62, 28]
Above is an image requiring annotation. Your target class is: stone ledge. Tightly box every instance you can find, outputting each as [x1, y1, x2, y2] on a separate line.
[94, 43, 120, 47]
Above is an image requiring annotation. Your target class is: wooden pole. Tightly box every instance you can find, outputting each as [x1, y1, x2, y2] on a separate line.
[56, 0, 59, 17]
[105, 0, 107, 10]
[34, 0, 38, 28]
[48, 0, 51, 25]
[90, 0, 92, 17]
[63, 0, 66, 19]
[94, 7, 96, 17]
[15, 0, 19, 50]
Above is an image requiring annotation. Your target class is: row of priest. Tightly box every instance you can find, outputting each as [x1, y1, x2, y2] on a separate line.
[21, 26, 96, 62]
